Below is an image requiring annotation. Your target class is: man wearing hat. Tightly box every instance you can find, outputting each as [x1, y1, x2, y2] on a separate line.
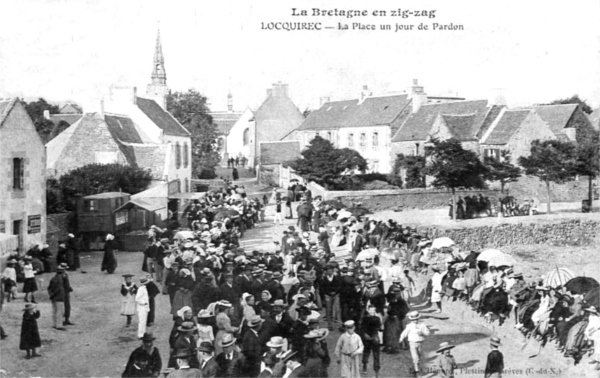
[484, 336, 503, 378]
[242, 315, 264, 377]
[290, 306, 312, 361]
[122, 332, 163, 378]
[166, 349, 202, 378]
[320, 263, 342, 331]
[399, 311, 431, 374]
[282, 349, 308, 378]
[192, 273, 218, 315]
[218, 272, 238, 307]
[361, 304, 383, 377]
[216, 333, 243, 377]
[199, 341, 219, 378]
[135, 277, 151, 339]
[48, 264, 67, 330]
[258, 351, 278, 378]
[334, 320, 364, 378]
[265, 271, 285, 302]
[435, 342, 457, 378]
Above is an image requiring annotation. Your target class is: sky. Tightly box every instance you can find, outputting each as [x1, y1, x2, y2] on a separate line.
[0, 0, 599, 112]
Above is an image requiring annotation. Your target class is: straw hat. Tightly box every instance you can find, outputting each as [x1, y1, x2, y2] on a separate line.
[178, 322, 196, 332]
[316, 328, 330, 341]
[436, 342, 456, 353]
[266, 336, 285, 348]
[248, 315, 265, 327]
[304, 330, 321, 339]
[344, 320, 355, 328]
[221, 333, 237, 348]
[584, 306, 599, 315]
[408, 311, 421, 320]
[198, 309, 212, 319]
[490, 336, 502, 347]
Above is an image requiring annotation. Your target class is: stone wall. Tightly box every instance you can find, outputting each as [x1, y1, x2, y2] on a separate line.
[507, 175, 595, 203]
[417, 219, 598, 251]
[308, 182, 500, 211]
[259, 165, 280, 187]
[47, 212, 73, 252]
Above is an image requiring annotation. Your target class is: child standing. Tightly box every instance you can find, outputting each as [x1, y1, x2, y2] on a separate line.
[20, 303, 41, 359]
[334, 320, 364, 378]
[274, 200, 284, 225]
[3, 259, 18, 301]
[22, 256, 39, 303]
[399, 311, 430, 374]
[435, 342, 457, 378]
[120, 274, 137, 327]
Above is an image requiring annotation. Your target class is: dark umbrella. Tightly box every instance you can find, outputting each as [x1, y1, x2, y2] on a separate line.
[565, 277, 600, 295]
[348, 207, 369, 217]
[584, 287, 600, 309]
[320, 200, 344, 210]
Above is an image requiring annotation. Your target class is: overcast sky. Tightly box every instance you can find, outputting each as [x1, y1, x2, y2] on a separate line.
[1, 0, 599, 112]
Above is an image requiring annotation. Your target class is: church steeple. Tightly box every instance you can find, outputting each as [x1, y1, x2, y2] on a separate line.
[151, 29, 166, 85]
[147, 26, 169, 110]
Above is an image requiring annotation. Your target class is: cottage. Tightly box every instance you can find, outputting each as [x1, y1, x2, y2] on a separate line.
[532, 104, 595, 142]
[0, 98, 47, 254]
[258, 141, 302, 187]
[210, 93, 255, 164]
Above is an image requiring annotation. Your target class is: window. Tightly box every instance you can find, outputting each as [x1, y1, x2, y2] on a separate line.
[84, 200, 96, 212]
[359, 133, 366, 148]
[415, 143, 420, 156]
[175, 142, 181, 169]
[327, 131, 332, 141]
[372, 132, 379, 147]
[115, 197, 124, 208]
[243, 128, 250, 146]
[348, 133, 354, 147]
[183, 143, 189, 168]
[12, 158, 24, 190]
[484, 148, 500, 160]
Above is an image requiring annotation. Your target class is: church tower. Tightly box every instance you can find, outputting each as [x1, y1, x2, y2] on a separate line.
[146, 28, 169, 109]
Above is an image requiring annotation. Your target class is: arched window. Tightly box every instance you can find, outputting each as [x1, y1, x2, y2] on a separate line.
[183, 143, 189, 168]
[243, 128, 250, 146]
[175, 142, 181, 169]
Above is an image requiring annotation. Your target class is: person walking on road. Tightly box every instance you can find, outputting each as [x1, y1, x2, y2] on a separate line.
[334, 320, 363, 378]
[399, 311, 430, 374]
[48, 265, 66, 330]
[136, 277, 151, 339]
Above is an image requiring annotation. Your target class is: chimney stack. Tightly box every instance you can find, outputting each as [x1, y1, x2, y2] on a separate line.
[272, 82, 289, 97]
[227, 92, 233, 113]
[360, 85, 372, 103]
[43, 110, 50, 120]
[410, 79, 427, 114]
[133, 87, 137, 105]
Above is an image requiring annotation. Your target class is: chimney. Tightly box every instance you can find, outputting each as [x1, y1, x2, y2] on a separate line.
[359, 85, 372, 103]
[227, 92, 233, 113]
[410, 79, 427, 113]
[266, 88, 273, 97]
[133, 87, 137, 105]
[272, 82, 289, 98]
[319, 97, 330, 107]
[43, 110, 50, 120]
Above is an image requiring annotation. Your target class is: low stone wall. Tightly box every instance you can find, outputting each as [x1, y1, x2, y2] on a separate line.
[308, 182, 500, 211]
[508, 176, 595, 203]
[417, 219, 598, 251]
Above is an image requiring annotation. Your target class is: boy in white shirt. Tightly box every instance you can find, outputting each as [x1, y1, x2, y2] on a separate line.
[399, 311, 430, 374]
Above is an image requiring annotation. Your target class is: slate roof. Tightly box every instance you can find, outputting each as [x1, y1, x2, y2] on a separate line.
[260, 141, 301, 165]
[296, 95, 411, 133]
[0, 98, 18, 127]
[59, 103, 83, 114]
[476, 105, 505, 139]
[48, 114, 82, 126]
[441, 114, 477, 140]
[120, 144, 167, 179]
[113, 198, 165, 213]
[84, 192, 130, 199]
[532, 104, 577, 135]
[483, 110, 530, 145]
[136, 97, 190, 137]
[105, 115, 143, 143]
[392, 100, 489, 142]
[211, 111, 244, 134]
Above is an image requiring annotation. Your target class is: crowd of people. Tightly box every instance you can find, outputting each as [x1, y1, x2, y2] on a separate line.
[1, 181, 597, 377]
[448, 194, 539, 219]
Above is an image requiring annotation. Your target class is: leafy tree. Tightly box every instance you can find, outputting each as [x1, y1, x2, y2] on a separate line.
[424, 138, 488, 220]
[167, 89, 220, 179]
[575, 129, 600, 210]
[483, 150, 521, 193]
[542, 94, 593, 115]
[22, 98, 60, 143]
[390, 154, 426, 189]
[57, 163, 153, 211]
[46, 177, 66, 214]
[290, 136, 367, 190]
[518, 140, 578, 214]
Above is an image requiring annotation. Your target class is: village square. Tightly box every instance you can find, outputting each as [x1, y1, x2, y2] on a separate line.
[0, 1, 599, 378]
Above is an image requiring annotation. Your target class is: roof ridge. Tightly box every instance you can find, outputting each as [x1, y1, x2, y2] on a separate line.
[0, 97, 18, 127]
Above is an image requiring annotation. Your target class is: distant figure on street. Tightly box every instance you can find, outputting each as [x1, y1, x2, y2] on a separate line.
[136, 277, 151, 339]
[232, 168, 239, 181]
[484, 336, 504, 378]
[101, 234, 118, 274]
[20, 303, 41, 359]
[235, 157, 240, 167]
[121, 274, 137, 327]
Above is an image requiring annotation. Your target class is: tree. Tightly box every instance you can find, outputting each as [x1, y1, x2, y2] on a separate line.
[518, 140, 578, 214]
[483, 150, 521, 193]
[167, 89, 221, 179]
[22, 98, 60, 143]
[290, 136, 367, 190]
[542, 94, 593, 115]
[390, 154, 426, 188]
[424, 138, 488, 220]
[575, 129, 600, 211]
[57, 163, 153, 211]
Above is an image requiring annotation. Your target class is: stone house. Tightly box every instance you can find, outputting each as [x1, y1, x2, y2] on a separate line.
[210, 94, 255, 163]
[532, 104, 596, 142]
[479, 108, 555, 161]
[0, 98, 47, 253]
[258, 141, 301, 186]
[588, 108, 600, 131]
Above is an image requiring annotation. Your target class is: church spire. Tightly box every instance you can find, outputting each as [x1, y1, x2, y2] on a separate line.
[151, 28, 166, 85]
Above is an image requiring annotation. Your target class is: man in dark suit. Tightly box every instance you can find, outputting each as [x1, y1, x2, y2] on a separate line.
[265, 272, 285, 301]
[484, 337, 504, 378]
[257, 351, 278, 378]
[192, 275, 218, 314]
[320, 264, 342, 330]
[281, 350, 308, 378]
[258, 302, 278, 354]
[216, 333, 243, 378]
[218, 273, 238, 305]
[242, 315, 264, 377]
[234, 265, 253, 298]
[198, 342, 219, 378]
[250, 269, 266, 300]
[270, 300, 293, 340]
[352, 229, 366, 259]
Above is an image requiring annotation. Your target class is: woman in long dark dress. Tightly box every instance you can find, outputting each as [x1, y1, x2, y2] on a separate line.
[101, 234, 118, 274]
[383, 286, 409, 353]
[20, 303, 41, 359]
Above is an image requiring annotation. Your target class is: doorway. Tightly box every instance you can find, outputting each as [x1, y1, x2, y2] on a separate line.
[12, 220, 23, 254]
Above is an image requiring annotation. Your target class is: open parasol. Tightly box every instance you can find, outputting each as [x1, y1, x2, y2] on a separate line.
[356, 248, 379, 261]
[565, 277, 600, 295]
[476, 249, 504, 262]
[584, 287, 600, 309]
[431, 237, 455, 250]
[174, 230, 195, 241]
[543, 267, 575, 288]
[487, 253, 516, 268]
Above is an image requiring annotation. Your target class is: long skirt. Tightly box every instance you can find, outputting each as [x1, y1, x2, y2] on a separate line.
[171, 289, 193, 316]
[23, 277, 38, 293]
[383, 316, 403, 351]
